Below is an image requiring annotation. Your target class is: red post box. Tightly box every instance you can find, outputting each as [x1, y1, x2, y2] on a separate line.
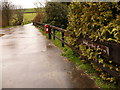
[45, 24, 50, 34]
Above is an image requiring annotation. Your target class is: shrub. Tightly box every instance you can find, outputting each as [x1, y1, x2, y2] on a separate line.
[45, 2, 68, 28]
[33, 13, 46, 23]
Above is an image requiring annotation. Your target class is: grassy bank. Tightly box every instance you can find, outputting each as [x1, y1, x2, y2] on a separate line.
[36, 26, 117, 88]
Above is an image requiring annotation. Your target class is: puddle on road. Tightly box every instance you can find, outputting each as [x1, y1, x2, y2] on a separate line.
[18, 32, 24, 34]
[0, 34, 5, 37]
[46, 40, 54, 49]
[0, 29, 14, 37]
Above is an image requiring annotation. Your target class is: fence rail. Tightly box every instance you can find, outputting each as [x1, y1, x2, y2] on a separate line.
[33, 22, 120, 87]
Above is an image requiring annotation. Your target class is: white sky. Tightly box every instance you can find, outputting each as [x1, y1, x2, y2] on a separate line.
[10, 0, 46, 9]
[4, 0, 119, 9]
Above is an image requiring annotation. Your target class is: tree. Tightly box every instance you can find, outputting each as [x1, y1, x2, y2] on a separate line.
[1, 0, 24, 26]
[12, 5, 24, 25]
[33, 1, 46, 23]
[34, 1, 45, 13]
[0, 1, 2, 27]
[45, 2, 68, 28]
[1, 0, 14, 26]
[51, 0, 72, 5]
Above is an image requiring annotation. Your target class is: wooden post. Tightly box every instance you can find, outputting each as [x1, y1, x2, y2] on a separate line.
[53, 29, 55, 40]
[118, 78, 120, 88]
[62, 32, 64, 47]
[48, 27, 51, 39]
[33, 22, 35, 25]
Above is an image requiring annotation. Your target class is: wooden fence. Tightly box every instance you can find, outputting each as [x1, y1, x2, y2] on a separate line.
[33, 22, 120, 87]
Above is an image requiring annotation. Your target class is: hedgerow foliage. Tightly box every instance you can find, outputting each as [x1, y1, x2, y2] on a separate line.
[45, 2, 68, 28]
[67, 2, 120, 84]
[67, 2, 120, 44]
[33, 13, 45, 23]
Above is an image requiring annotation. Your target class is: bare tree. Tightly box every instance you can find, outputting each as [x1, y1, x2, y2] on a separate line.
[0, 1, 2, 27]
[13, 5, 24, 25]
[33, 0, 46, 23]
[1, 0, 14, 26]
[34, 0, 45, 13]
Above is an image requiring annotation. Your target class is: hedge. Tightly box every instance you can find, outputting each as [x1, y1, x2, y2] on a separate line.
[67, 2, 120, 84]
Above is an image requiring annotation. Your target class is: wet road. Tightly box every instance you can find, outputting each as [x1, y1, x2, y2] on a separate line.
[1, 24, 99, 88]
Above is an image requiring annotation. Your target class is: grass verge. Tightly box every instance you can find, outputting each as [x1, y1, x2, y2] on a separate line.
[1, 25, 19, 29]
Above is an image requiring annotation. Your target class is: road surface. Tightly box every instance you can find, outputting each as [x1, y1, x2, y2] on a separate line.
[1, 24, 99, 88]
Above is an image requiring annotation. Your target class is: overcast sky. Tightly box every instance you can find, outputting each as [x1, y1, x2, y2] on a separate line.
[6, 0, 120, 9]
[10, 0, 46, 9]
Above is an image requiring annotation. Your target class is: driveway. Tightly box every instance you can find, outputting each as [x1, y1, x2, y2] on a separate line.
[1, 24, 99, 88]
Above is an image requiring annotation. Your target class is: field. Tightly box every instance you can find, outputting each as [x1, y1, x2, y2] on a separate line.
[23, 8, 45, 13]
[23, 13, 36, 24]
[2, 8, 42, 26]
[23, 8, 45, 24]
[24, 8, 35, 12]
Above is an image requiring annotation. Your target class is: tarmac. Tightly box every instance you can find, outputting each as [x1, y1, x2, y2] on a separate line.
[1, 24, 99, 88]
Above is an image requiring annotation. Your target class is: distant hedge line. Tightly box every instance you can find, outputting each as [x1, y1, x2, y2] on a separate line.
[67, 2, 120, 84]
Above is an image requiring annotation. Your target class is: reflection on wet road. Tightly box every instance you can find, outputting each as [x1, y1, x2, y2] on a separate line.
[1, 24, 99, 88]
